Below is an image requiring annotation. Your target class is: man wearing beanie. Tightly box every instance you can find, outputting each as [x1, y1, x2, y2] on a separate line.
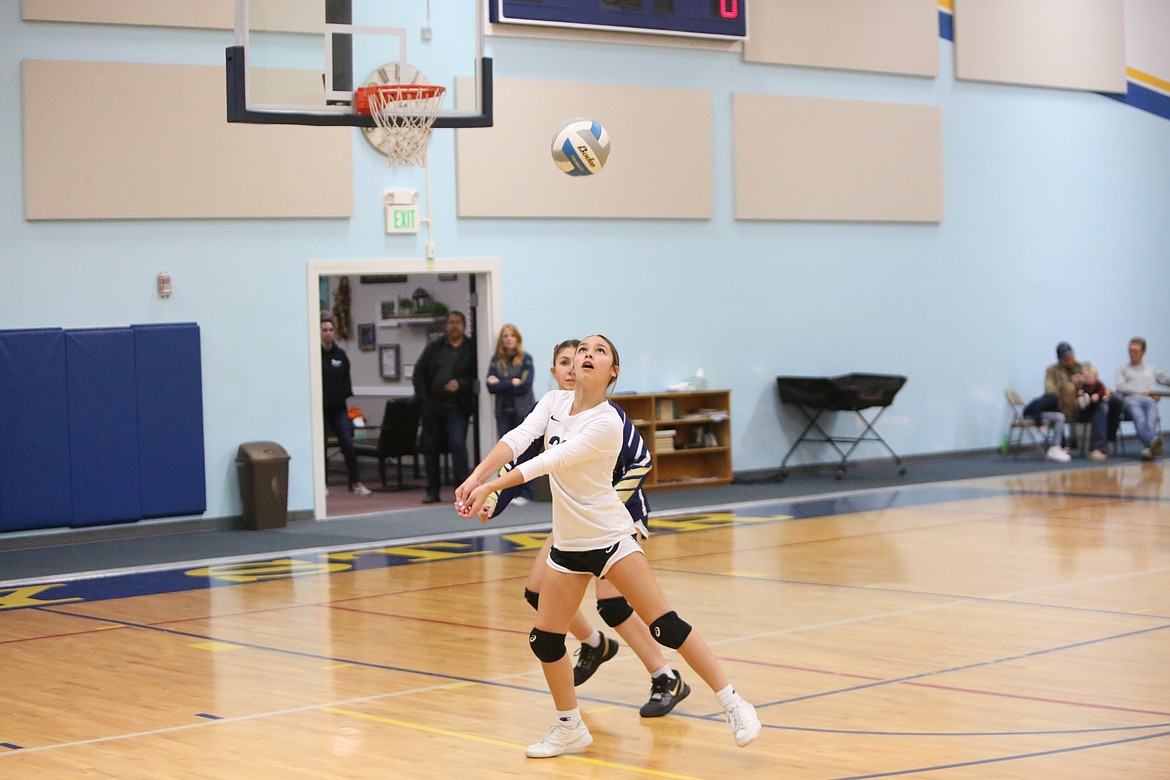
[1044, 342, 1110, 460]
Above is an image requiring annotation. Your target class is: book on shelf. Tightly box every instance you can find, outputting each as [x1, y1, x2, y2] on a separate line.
[655, 398, 678, 421]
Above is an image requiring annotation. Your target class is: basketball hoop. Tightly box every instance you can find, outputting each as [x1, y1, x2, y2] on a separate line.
[355, 84, 446, 167]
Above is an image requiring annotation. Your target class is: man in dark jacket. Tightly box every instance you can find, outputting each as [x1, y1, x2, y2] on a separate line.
[413, 311, 476, 503]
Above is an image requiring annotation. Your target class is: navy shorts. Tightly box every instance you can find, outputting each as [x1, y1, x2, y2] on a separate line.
[547, 535, 643, 578]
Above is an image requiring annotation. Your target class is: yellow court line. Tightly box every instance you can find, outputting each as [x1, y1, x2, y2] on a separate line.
[1128, 67, 1170, 94]
[322, 707, 706, 780]
[190, 641, 243, 652]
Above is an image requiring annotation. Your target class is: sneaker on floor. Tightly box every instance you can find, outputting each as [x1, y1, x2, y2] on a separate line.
[421, 494, 441, 504]
[350, 484, 373, 496]
[1088, 449, 1107, 461]
[639, 671, 691, 717]
[1153, 437, 1165, 457]
[1046, 445, 1071, 463]
[525, 720, 592, 758]
[573, 632, 619, 686]
[1140, 446, 1154, 461]
[512, 497, 530, 506]
[725, 698, 762, 747]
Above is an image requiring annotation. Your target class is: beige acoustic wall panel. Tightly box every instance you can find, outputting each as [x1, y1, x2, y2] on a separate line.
[1125, 0, 1170, 80]
[22, 0, 321, 31]
[23, 60, 351, 220]
[455, 78, 712, 219]
[954, 0, 1126, 94]
[743, 0, 939, 78]
[733, 93, 942, 223]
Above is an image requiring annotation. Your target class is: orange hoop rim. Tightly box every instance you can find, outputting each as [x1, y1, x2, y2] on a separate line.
[354, 84, 446, 115]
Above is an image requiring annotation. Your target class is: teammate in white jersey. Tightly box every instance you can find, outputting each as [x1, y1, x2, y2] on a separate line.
[487, 339, 688, 717]
[456, 335, 761, 758]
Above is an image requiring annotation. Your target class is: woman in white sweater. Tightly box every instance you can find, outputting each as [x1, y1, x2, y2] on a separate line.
[455, 335, 760, 759]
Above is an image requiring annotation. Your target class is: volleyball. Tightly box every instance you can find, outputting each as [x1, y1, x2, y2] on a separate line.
[550, 118, 610, 176]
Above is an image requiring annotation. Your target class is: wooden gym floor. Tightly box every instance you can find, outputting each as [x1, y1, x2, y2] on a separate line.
[2, 461, 1168, 778]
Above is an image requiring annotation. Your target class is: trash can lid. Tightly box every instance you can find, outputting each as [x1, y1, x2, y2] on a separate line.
[236, 441, 290, 462]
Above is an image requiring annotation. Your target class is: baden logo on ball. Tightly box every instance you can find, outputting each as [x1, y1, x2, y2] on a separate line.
[551, 119, 610, 176]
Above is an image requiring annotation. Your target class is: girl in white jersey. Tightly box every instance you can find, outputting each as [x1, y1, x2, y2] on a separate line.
[456, 335, 761, 758]
[486, 340, 688, 717]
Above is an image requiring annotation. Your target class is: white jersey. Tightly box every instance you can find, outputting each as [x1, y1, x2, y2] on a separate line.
[501, 390, 634, 550]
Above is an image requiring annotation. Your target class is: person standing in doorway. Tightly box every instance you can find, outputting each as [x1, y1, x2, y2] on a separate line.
[320, 313, 372, 496]
[486, 324, 536, 502]
[414, 311, 476, 504]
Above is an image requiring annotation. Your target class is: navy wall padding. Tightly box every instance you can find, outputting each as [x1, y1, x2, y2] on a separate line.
[66, 328, 143, 527]
[134, 323, 206, 517]
[0, 329, 73, 531]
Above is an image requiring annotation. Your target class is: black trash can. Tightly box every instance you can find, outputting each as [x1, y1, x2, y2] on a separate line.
[236, 441, 290, 529]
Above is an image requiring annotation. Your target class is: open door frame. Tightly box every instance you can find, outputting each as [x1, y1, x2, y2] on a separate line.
[307, 258, 502, 520]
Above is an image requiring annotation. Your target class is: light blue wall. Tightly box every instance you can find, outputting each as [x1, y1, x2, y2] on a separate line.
[3, 8, 1168, 521]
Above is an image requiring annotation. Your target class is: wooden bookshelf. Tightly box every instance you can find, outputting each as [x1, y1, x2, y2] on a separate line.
[609, 390, 732, 491]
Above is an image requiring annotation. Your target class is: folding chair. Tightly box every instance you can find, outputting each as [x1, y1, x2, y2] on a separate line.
[1004, 389, 1046, 455]
[353, 398, 422, 490]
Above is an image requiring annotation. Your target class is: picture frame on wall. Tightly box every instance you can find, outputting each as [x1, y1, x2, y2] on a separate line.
[357, 323, 376, 351]
[379, 299, 396, 320]
[379, 344, 401, 381]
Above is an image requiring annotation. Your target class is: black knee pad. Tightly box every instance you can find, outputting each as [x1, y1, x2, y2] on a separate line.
[596, 596, 634, 628]
[649, 611, 692, 649]
[524, 587, 539, 611]
[529, 627, 567, 663]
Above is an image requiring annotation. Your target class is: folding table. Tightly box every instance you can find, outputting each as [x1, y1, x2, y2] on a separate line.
[775, 373, 908, 480]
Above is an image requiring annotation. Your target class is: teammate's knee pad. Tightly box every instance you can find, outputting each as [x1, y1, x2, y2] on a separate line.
[529, 627, 567, 663]
[524, 587, 540, 611]
[649, 611, 692, 649]
[596, 596, 634, 628]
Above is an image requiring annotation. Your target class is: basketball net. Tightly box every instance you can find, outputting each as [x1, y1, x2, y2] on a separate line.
[364, 85, 446, 168]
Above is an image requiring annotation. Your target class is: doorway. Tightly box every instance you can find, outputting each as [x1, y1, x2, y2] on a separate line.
[307, 259, 501, 520]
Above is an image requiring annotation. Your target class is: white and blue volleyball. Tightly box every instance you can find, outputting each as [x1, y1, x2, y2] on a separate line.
[551, 118, 610, 176]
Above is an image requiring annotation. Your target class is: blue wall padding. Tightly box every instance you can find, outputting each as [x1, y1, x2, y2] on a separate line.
[66, 328, 143, 527]
[0, 329, 74, 531]
[134, 323, 206, 517]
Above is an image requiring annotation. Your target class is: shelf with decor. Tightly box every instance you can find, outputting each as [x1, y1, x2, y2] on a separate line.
[609, 389, 732, 491]
[376, 315, 447, 327]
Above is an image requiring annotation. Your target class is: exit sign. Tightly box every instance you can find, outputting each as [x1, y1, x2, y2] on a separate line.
[385, 204, 419, 234]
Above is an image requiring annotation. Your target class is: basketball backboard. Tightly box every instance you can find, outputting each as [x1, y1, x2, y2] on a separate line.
[227, 0, 492, 128]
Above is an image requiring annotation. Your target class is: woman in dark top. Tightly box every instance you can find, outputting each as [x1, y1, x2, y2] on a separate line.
[486, 324, 536, 501]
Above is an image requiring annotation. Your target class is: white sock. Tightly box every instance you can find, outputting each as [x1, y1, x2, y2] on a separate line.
[652, 665, 675, 680]
[715, 684, 740, 709]
[582, 630, 601, 648]
[556, 707, 582, 727]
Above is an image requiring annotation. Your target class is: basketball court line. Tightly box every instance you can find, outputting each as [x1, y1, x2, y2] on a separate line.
[5, 465, 1161, 593]
[764, 622, 1170, 707]
[9, 598, 1165, 758]
[6, 471, 1167, 772]
[0, 476, 1130, 601]
[17, 547, 1169, 735]
[834, 729, 1170, 780]
[321, 707, 704, 780]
